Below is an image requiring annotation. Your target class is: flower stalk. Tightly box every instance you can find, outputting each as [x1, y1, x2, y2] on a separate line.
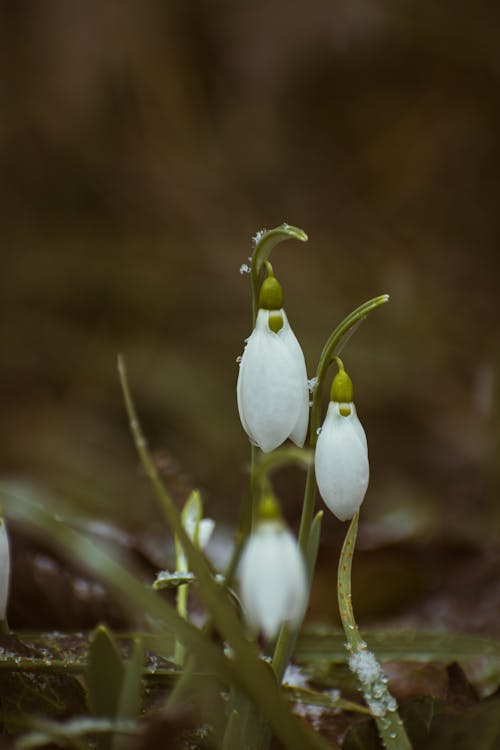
[339, 512, 412, 750]
[271, 295, 390, 684]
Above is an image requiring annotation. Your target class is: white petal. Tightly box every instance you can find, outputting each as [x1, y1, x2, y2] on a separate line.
[315, 402, 369, 521]
[239, 524, 308, 639]
[237, 310, 308, 453]
[347, 402, 367, 451]
[197, 518, 215, 550]
[0, 520, 10, 620]
[279, 311, 309, 447]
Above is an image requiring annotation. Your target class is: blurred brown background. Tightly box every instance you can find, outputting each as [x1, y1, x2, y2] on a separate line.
[1, 1, 499, 626]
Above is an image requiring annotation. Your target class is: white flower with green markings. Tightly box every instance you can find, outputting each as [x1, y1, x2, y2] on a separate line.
[237, 269, 309, 453]
[239, 495, 308, 639]
[315, 359, 369, 521]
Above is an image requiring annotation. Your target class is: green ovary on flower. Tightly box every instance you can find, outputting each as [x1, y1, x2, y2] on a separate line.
[258, 275, 283, 310]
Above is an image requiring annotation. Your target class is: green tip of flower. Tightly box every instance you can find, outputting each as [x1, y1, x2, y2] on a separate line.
[330, 357, 353, 404]
[268, 312, 284, 333]
[259, 275, 283, 310]
[257, 494, 282, 522]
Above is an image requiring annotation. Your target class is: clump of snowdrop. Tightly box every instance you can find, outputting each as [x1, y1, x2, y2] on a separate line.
[239, 494, 308, 639]
[314, 358, 369, 521]
[237, 264, 309, 453]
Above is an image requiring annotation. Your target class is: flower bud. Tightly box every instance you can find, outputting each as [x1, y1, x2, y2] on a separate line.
[239, 496, 308, 639]
[314, 362, 369, 521]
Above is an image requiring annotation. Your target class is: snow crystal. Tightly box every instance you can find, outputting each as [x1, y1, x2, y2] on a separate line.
[252, 229, 266, 247]
[348, 650, 383, 684]
[293, 702, 324, 731]
[239, 263, 251, 275]
[307, 377, 318, 394]
[282, 663, 309, 689]
[348, 648, 398, 717]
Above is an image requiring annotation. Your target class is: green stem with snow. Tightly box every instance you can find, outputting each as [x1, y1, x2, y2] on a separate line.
[339, 512, 412, 750]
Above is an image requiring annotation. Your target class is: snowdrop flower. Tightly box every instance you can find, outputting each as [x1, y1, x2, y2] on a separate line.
[315, 359, 369, 521]
[237, 269, 309, 453]
[239, 495, 308, 639]
[0, 515, 10, 623]
[176, 490, 215, 572]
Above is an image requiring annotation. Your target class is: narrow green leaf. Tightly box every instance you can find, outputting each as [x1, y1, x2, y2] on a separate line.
[86, 625, 125, 750]
[86, 625, 125, 719]
[87, 625, 125, 719]
[113, 638, 144, 750]
[117, 638, 143, 721]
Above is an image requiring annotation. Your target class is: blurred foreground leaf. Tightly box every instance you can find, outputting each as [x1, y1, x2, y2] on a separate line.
[87, 625, 126, 719]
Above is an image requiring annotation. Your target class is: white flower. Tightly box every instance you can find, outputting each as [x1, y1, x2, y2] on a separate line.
[315, 401, 369, 521]
[0, 518, 10, 621]
[237, 308, 309, 453]
[239, 520, 308, 639]
[176, 490, 214, 572]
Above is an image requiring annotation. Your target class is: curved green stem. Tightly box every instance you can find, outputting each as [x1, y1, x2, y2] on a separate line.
[229, 225, 308, 580]
[310, 294, 389, 445]
[299, 294, 389, 554]
[250, 224, 308, 323]
[271, 294, 390, 684]
[339, 513, 412, 750]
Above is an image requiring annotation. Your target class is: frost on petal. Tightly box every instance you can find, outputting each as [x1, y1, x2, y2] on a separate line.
[237, 310, 307, 452]
[315, 402, 369, 521]
[239, 524, 308, 639]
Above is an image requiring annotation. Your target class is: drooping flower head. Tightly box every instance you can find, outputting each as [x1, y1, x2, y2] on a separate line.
[314, 359, 369, 521]
[239, 494, 308, 639]
[237, 266, 309, 453]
